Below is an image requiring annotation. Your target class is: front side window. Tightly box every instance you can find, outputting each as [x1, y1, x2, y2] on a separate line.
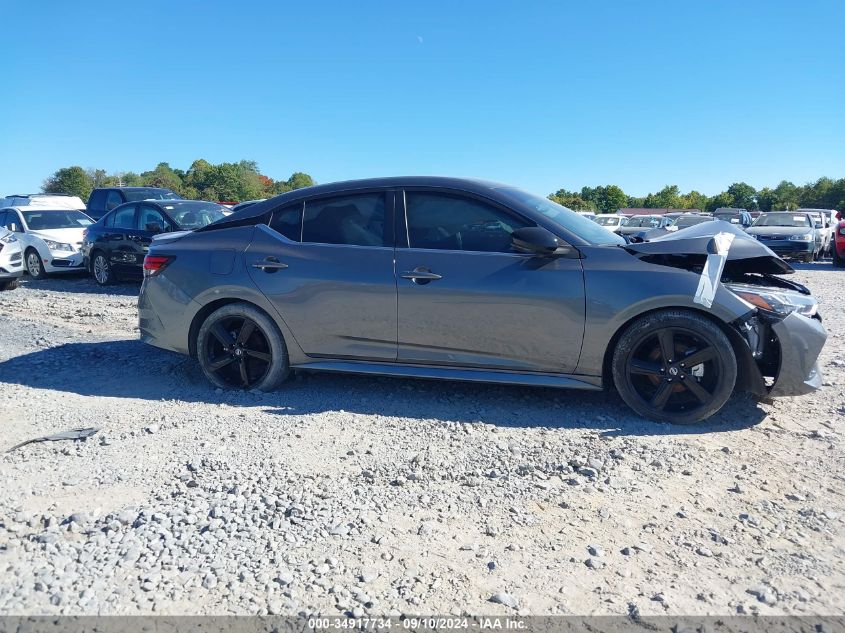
[137, 206, 171, 232]
[112, 205, 136, 229]
[405, 192, 530, 253]
[302, 193, 386, 247]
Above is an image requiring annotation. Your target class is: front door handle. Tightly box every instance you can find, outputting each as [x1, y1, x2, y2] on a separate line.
[401, 267, 442, 284]
[252, 256, 289, 272]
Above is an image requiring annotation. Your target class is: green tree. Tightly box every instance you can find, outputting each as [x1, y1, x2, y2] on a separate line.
[42, 166, 94, 201]
[579, 185, 627, 214]
[705, 192, 733, 213]
[644, 185, 682, 209]
[286, 172, 315, 190]
[680, 190, 707, 211]
[140, 162, 184, 193]
[726, 182, 757, 210]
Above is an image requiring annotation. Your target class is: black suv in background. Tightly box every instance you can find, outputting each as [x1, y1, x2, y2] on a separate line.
[86, 187, 181, 221]
[82, 200, 227, 284]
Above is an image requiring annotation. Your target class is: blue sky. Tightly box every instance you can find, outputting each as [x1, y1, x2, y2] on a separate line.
[1, 0, 843, 197]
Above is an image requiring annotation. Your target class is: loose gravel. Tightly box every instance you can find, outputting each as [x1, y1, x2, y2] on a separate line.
[0, 266, 842, 616]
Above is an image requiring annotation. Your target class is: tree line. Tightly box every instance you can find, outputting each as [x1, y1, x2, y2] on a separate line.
[549, 178, 845, 214]
[41, 160, 316, 203]
[41, 162, 844, 213]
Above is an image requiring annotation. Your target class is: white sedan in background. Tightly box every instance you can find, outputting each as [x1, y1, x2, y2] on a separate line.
[0, 227, 24, 290]
[593, 214, 628, 232]
[0, 207, 93, 279]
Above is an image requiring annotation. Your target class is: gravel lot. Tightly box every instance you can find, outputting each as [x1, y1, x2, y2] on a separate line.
[0, 265, 842, 617]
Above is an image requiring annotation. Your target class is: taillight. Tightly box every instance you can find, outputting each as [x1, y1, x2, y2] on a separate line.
[143, 255, 174, 277]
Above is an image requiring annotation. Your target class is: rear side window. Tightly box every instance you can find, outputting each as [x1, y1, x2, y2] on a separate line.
[302, 193, 387, 247]
[269, 205, 303, 242]
[88, 189, 106, 211]
[405, 192, 530, 253]
[106, 191, 124, 211]
[112, 205, 136, 229]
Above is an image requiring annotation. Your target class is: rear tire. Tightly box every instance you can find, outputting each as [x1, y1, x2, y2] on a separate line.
[612, 310, 737, 424]
[834, 245, 845, 268]
[25, 249, 47, 279]
[91, 251, 114, 285]
[197, 303, 290, 391]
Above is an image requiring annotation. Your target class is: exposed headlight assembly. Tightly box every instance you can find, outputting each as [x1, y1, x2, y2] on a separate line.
[0, 233, 17, 244]
[788, 233, 812, 241]
[726, 283, 818, 318]
[43, 239, 73, 252]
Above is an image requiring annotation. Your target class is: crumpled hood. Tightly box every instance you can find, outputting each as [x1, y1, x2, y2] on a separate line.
[625, 220, 793, 275]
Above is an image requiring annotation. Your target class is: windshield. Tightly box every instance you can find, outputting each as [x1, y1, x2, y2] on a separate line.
[124, 189, 182, 202]
[22, 210, 93, 230]
[753, 214, 811, 228]
[160, 202, 227, 229]
[715, 213, 743, 224]
[676, 216, 714, 228]
[595, 215, 622, 226]
[498, 188, 625, 245]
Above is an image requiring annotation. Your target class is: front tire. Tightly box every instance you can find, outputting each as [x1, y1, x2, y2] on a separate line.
[197, 303, 290, 391]
[612, 310, 737, 424]
[25, 249, 47, 279]
[0, 278, 18, 291]
[91, 252, 114, 285]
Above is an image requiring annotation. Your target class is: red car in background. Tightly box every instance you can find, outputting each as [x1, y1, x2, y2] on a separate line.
[834, 211, 845, 268]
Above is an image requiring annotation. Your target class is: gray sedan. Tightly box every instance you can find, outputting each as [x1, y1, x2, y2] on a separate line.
[138, 177, 825, 424]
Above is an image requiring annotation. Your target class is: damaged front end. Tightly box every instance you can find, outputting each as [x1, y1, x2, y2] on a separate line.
[626, 221, 827, 398]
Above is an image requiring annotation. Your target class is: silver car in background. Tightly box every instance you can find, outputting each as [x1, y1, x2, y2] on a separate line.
[139, 177, 825, 424]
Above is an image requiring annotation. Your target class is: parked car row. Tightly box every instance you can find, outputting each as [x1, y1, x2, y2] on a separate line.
[0, 188, 227, 285]
[587, 208, 839, 262]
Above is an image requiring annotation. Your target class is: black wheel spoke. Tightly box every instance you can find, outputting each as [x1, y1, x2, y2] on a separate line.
[681, 346, 715, 368]
[239, 359, 250, 386]
[211, 323, 235, 347]
[236, 320, 256, 346]
[649, 381, 673, 410]
[657, 329, 675, 363]
[244, 349, 271, 362]
[630, 359, 663, 376]
[683, 378, 712, 403]
[209, 356, 236, 371]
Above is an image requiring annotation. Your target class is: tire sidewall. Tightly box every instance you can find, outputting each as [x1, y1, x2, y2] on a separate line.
[612, 310, 738, 424]
[197, 303, 290, 391]
[92, 252, 113, 285]
[26, 249, 45, 279]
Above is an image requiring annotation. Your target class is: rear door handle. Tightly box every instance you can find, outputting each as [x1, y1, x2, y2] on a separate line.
[252, 256, 289, 271]
[401, 267, 442, 284]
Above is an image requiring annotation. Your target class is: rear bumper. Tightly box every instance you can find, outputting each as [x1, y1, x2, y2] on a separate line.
[769, 312, 826, 397]
[138, 275, 197, 355]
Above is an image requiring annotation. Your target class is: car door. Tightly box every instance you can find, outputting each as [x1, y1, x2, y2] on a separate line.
[246, 190, 398, 361]
[103, 204, 138, 276]
[395, 190, 585, 373]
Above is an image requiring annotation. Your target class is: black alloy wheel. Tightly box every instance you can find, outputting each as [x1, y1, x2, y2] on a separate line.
[203, 316, 273, 388]
[613, 310, 737, 424]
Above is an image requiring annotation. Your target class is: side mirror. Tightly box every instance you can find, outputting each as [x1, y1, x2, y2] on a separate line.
[511, 226, 561, 255]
